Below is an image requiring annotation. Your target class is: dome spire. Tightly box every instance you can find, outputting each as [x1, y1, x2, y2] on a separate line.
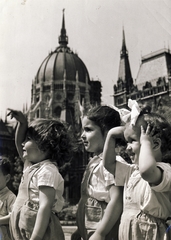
[58, 9, 68, 47]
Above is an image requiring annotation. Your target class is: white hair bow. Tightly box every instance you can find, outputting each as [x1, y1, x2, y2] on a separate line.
[108, 104, 130, 125]
[128, 99, 141, 126]
[108, 99, 141, 126]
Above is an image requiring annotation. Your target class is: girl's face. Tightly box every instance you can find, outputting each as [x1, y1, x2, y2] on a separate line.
[0, 169, 9, 191]
[124, 124, 141, 165]
[22, 137, 48, 163]
[81, 116, 105, 155]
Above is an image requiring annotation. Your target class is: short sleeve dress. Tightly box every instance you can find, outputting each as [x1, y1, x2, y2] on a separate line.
[115, 160, 171, 240]
[75, 154, 124, 240]
[0, 187, 16, 240]
[10, 159, 65, 240]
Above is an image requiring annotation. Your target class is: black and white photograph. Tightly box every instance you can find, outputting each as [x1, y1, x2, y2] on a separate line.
[0, 0, 171, 239]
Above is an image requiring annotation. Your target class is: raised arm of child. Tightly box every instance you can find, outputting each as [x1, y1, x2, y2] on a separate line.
[139, 125, 163, 185]
[103, 126, 125, 175]
[7, 109, 28, 162]
[89, 185, 123, 240]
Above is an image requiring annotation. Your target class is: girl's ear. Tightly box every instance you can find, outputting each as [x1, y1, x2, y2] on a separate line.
[152, 138, 161, 151]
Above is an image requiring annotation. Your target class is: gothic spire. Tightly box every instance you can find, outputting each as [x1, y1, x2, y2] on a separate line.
[117, 27, 133, 94]
[121, 27, 127, 57]
[58, 9, 68, 47]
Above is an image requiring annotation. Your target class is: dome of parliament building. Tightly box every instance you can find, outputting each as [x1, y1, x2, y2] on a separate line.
[36, 26, 90, 84]
[28, 10, 101, 125]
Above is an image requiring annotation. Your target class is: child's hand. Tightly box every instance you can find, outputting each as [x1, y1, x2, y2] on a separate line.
[140, 124, 153, 145]
[7, 109, 27, 124]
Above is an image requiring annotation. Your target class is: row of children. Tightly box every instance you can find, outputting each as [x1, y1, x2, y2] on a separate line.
[0, 98, 171, 239]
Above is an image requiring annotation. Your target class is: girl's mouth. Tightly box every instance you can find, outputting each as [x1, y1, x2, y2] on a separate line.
[83, 141, 88, 146]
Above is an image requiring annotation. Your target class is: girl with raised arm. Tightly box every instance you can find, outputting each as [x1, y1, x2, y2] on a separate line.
[72, 105, 125, 240]
[103, 99, 171, 240]
[7, 109, 74, 240]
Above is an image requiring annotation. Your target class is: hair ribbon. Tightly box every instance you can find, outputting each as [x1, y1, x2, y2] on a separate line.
[128, 99, 141, 126]
[108, 99, 141, 126]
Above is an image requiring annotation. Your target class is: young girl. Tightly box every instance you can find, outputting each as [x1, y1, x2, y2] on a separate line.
[0, 158, 16, 240]
[72, 105, 125, 240]
[103, 99, 171, 240]
[7, 109, 74, 240]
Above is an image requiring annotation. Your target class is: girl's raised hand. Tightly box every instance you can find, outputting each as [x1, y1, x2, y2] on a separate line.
[140, 124, 153, 145]
[7, 109, 27, 124]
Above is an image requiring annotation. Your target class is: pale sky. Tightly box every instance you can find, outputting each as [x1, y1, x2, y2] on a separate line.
[0, 0, 171, 120]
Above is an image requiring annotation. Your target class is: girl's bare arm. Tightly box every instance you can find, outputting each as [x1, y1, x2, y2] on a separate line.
[139, 125, 162, 185]
[103, 126, 125, 174]
[30, 186, 55, 240]
[89, 185, 123, 240]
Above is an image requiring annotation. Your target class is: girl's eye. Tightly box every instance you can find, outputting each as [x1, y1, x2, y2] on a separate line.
[26, 136, 31, 141]
[84, 127, 92, 132]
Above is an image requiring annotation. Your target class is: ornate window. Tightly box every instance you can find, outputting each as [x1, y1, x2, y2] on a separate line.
[118, 97, 123, 105]
[157, 77, 166, 93]
[117, 79, 123, 92]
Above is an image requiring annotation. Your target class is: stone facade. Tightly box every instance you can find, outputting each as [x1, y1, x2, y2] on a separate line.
[113, 30, 171, 111]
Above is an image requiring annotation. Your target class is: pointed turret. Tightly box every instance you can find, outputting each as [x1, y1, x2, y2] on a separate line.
[58, 9, 68, 47]
[117, 28, 133, 94]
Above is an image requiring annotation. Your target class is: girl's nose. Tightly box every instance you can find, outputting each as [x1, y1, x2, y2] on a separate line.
[81, 131, 85, 139]
[22, 139, 27, 146]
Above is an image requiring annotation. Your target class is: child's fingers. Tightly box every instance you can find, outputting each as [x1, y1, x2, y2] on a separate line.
[6, 110, 13, 119]
[6, 111, 11, 116]
[141, 125, 145, 134]
[150, 125, 156, 136]
[7, 109, 18, 119]
[146, 124, 151, 135]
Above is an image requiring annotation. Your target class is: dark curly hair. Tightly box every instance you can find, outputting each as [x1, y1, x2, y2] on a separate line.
[0, 158, 11, 175]
[27, 119, 75, 167]
[85, 105, 121, 135]
[135, 107, 171, 164]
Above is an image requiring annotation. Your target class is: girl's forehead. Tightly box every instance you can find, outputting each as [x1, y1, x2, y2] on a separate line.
[82, 116, 94, 126]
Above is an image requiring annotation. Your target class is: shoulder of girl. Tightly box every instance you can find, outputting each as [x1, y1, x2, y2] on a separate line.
[157, 162, 171, 171]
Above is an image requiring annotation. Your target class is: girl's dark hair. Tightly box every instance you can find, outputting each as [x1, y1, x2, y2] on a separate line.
[27, 119, 75, 167]
[0, 158, 11, 175]
[85, 105, 121, 135]
[136, 106, 171, 163]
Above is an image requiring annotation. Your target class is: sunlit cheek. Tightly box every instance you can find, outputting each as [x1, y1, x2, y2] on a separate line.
[25, 147, 40, 155]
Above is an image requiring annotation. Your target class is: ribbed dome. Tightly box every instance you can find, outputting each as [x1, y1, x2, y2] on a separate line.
[35, 10, 90, 84]
[36, 46, 90, 83]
